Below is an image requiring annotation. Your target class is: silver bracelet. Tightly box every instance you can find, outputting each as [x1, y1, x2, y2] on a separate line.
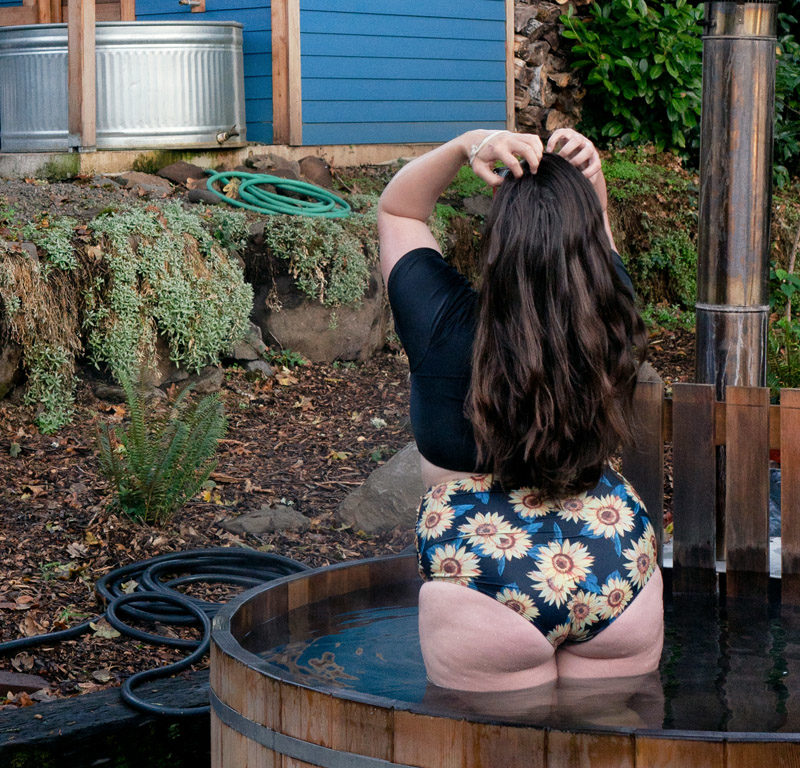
[468, 130, 506, 168]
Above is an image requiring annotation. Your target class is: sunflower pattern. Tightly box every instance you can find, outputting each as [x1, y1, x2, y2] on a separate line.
[416, 466, 655, 647]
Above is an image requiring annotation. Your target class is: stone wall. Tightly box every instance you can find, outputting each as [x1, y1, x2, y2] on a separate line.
[513, 0, 591, 137]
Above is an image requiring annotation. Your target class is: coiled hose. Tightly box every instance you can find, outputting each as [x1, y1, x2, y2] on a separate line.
[0, 548, 310, 716]
[205, 171, 351, 218]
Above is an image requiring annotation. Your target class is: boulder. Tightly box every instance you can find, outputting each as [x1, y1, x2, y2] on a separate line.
[0, 341, 23, 400]
[228, 321, 268, 362]
[247, 153, 301, 179]
[157, 161, 207, 186]
[186, 189, 223, 206]
[220, 503, 310, 536]
[299, 156, 334, 189]
[245, 360, 274, 379]
[251, 263, 388, 363]
[337, 442, 425, 533]
[117, 172, 173, 197]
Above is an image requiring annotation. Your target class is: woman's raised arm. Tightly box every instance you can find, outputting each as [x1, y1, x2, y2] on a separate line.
[377, 130, 543, 283]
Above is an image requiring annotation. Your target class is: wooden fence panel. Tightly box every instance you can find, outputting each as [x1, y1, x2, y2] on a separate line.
[622, 371, 664, 566]
[725, 386, 770, 601]
[672, 383, 717, 594]
[781, 389, 800, 604]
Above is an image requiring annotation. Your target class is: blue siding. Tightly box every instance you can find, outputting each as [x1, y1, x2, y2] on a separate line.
[299, 0, 507, 145]
[135, 0, 273, 144]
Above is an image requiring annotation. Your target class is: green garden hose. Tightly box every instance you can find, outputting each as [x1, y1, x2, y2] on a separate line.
[205, 171, 350, 218]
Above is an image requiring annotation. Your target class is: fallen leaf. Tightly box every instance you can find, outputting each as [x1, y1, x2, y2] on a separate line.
[327, 450, 350, 461]
[84, 531, 102, 546]
[8, 442, 21, 458]
[276, 371, 298, 386]
[66, 542, 89, 559]
[89, 619, 121, 640]
[91, 669, 112, 683]
[14, 595, 37, 611]
[17, 614, 44, 637]
[11, 653, 34, 672]
[120, 580, 138, 594]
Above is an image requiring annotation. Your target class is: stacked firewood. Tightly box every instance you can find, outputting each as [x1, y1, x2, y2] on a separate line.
[513, 0, 592, 136]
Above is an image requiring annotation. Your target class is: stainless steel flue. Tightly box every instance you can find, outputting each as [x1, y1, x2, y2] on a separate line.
[696, 0, 778, 393]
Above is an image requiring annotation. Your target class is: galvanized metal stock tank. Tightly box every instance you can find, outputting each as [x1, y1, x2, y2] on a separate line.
[0, 21, 246, 152]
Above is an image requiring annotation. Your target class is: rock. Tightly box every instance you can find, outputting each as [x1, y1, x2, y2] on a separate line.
[18, 241, 38, 260]
[0, 670, 50, 695]
[186, 189, 223, 205]
[93, 383, 166, 404]
[245, 360, 274, 379]
[247, 153, 301, 178]
[228, 322, 268, 362]
[263, 167, 301, 182]
[0, 341, 23, 400]
[337, 442, 425, 533]
[251, 263, 388, 363]
[117, 171, 173, 197]
[141, 336, 187, 388]
[186, 365, 224, 395]
[221, 503, 310, 536]
[463, 194, 493, 218]
[157, 161, 207, 186]
[299, 156, 333, 189]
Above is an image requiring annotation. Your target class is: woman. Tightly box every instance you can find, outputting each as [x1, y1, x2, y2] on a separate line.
[378, 128, 663, 692]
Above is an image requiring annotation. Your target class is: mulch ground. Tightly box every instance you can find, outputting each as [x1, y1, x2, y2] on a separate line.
[0, 328, 694, 708]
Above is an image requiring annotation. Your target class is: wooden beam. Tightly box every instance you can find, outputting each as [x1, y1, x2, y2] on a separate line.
[505, 0, 515, 131]
[35, 0, 52, 24]
[0, 6, 37, 25]
[67, 0, 96, 151]
[271, 0, 302, 145]
[119, 0, 135, 21]
[50, 0, 62, 23]
[781, 389, 800, 604]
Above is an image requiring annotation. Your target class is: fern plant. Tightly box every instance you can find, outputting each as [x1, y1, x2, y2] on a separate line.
[97, 378, 227, 525]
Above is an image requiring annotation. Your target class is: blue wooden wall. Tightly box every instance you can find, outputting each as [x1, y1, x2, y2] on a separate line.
[299, 0, 507, 145]
[124, 0, 507, 146]
[135, 0, 274, 144]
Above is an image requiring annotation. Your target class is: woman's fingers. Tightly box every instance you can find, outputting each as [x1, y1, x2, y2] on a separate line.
[547, 129, 601, 180]
[471, 131, 543, 183]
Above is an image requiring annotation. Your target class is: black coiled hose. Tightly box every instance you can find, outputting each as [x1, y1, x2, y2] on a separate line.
[0, 548, 310, 716]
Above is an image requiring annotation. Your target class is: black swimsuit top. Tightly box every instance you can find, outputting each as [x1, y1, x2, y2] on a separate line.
[387, 247, 634, 472]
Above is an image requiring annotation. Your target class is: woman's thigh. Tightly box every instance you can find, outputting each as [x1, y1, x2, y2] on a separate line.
[556, 567, 664, 679]
[418, 580, 557, 692]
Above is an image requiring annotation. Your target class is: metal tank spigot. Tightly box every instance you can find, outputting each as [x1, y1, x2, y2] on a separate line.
[696, 0, 779, 395]
[216, 126, 240, 144]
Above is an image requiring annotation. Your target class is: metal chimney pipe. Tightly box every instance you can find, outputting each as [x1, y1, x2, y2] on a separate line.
[696, 0, 778, 394]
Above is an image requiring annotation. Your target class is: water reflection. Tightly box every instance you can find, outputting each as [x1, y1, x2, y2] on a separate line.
[244, 580, 800, 734]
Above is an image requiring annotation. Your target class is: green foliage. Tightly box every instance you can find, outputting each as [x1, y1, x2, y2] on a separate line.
[86, 203, 253, 382]
[624, 229, 698, 308]
[23, 343, 75, 433]
[261, 198, 375, 307]
[23, 217, 79, 273]
[445, 165, 492, 199]
[96, 378, 227, 526]
[768, 261, 800, 393]
[775, 0, 800, 187]
[640, 302, 694, 332]
[36, 155, 80, 182]
[265, 347, 308, 368]
[562, 0, 703, 152]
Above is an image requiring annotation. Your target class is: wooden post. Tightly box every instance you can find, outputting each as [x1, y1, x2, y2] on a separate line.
[67, 0, 96, 151]
[672, 383, 718, 594]
[621, 366, 665, 566]
[271, 0, 302, 145]
[119, 0, 135, 20]
[725, 385, 770, 600]
[781, 389, 800, 604]
[504, 0, 515, 130]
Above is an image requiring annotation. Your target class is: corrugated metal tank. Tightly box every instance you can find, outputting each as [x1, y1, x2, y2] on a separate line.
[0, 21, 246, 152]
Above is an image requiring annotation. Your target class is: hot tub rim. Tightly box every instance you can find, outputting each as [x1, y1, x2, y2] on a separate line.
[211, 552, 800, 744]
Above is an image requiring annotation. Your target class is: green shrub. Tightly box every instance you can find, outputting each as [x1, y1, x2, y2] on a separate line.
[561, 0, 703, 152]
[97, 378, 227, 526]
[633, 230, 698, 308]
[775, 0, 800, 186]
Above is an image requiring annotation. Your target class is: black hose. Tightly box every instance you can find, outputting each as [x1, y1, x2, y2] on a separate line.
[0, 547, 309, 715]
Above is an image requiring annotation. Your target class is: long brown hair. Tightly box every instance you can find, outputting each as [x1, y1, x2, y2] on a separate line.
[469, 153, 647, 496]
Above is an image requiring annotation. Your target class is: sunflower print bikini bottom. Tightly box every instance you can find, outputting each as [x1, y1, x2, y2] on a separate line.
[415, 466, 657, 648]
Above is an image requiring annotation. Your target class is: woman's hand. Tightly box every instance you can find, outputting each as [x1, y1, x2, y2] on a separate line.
[546, 129, 607, 211]
[469, 130, 544, 187]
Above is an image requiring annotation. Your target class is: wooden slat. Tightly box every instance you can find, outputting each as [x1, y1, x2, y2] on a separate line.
[119, 0, 134, 20]
[672, 383, 717, 594]
[782, 389, 800, 604]
[547, 731, 634, 768]
[0, 6, 37, 25]
[272, 0, 303, 145]
[727, 741, 800, 768]
[35, 0, 51, 24]
[50, 0, 62, 22]
[634, 736, 724, 768]
[725, 386, 770, 600]
[622, 373, 665, 566]
[67, 0, 96, 150]
[504, 0, 515, 130]
[393, 710, 467, 768]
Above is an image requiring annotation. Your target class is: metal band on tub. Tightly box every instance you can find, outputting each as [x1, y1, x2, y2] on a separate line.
[210, 690, 419, 768]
